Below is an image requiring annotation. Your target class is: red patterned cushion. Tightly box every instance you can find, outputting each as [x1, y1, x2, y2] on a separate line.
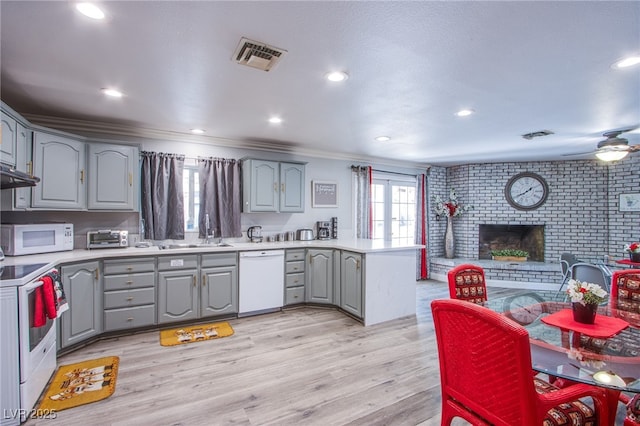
[616, 274, 640, 313]
[629, 394, 640, 422]
[534, 378, 598, 425]
[453, 270, 486, 304]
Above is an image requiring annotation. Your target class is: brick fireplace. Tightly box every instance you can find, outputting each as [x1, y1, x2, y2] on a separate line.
[478, 224, 545, 261]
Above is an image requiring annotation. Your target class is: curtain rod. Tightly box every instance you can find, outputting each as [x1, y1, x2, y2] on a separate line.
[351, 165, 419, 178]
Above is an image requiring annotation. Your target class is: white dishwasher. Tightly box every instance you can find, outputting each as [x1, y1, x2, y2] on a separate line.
[239, 250, 285, 315]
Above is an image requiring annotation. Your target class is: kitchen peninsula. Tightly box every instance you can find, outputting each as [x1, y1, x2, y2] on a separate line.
[1, 238, 421, 332]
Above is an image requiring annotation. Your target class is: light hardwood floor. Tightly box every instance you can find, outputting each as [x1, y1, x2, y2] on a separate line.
[25, 281, 625, 426]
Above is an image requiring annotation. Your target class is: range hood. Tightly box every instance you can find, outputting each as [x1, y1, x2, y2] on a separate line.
[0, 163, 40, 189]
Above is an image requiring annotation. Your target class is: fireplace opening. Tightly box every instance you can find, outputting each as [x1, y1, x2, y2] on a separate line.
[478, 224, 545, 261]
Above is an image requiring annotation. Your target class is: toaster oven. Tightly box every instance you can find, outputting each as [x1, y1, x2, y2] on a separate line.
[87, 230, 128, 249]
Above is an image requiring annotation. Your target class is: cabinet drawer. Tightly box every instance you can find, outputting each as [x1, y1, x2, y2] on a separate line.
[104, 272, 155, 291]
[104, 288, 155, 309]
[286, 249, 305, 262]
[285, 272, 305, 288]
[285, 287, 305, 305]
[286, 260, 305, 274]
[201, 252, 237, 268]
[103, 257, 155, 274]
[104, 305, 155, 331]
[158, 255, 198, 271]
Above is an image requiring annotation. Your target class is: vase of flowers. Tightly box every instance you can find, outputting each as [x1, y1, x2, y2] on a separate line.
[625, 242, 640, 263]
[432, 188, 472, 259]
[567, 279, 608, 324]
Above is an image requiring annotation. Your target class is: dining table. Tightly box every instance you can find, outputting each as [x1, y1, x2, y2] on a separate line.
[483, 290, 640, 426]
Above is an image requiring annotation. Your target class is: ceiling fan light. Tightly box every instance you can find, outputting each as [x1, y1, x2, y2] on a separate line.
[595, 150, 628, 162]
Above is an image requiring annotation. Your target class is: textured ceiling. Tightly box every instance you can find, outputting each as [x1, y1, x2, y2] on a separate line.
[1, 1, 639, 166]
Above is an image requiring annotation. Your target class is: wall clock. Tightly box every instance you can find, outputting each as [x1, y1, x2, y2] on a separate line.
[504, 172, 549, 210]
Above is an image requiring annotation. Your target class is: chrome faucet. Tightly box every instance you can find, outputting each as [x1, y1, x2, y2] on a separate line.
[204, 214, 212, 244]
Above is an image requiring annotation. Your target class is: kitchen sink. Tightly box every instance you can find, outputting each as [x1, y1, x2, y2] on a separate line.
[159, 243, 233, 250]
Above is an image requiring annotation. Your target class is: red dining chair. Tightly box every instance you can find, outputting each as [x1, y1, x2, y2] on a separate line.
[431, 299, 610, 425]
[446, 264, 487, 304]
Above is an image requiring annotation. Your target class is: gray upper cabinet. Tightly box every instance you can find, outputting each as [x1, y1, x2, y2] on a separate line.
[88, 143, 138, 210]
[1, 110, 17, 166]
[32, 130, 86, 209]
[1, 120, 32, 211]
[242, 159, 305, 213]
[59, 261, 102, 348]
[306, 249, 334, 304]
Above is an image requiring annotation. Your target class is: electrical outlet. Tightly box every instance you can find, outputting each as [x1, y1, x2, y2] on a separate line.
[130, 234, 140, 246]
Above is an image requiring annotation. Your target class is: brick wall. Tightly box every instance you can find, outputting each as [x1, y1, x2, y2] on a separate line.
[428, 155, 640, 281]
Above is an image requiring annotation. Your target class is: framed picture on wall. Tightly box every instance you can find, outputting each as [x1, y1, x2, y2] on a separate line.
[620, 193, 640, 212]
[312, 180, 338, 208]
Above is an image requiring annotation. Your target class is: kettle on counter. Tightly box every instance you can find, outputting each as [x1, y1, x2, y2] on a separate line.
[247, 226, 263, 243]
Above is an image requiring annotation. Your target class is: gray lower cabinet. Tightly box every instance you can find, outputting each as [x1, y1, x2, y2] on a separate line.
[201, 252, 238, 317]
[59, 261, 102, 348]
[306, 249, 334, 304]
[340, 251, 364, 318]
[103, 257, 156, 331]
[157, 254, 199, 324]
[0, 287, 20, 426]
[285, 249, 305, 305]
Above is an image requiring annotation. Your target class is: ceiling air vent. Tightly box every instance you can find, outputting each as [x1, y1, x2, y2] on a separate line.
[521, 130, 554, 140]
[233, 37, 287, 72]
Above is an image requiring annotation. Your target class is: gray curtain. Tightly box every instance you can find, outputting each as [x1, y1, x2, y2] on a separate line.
[416, 172, 428, 280]
[352, 165, 372, 239]
[198, 157, 242, 239]
[140, 151, 185, 240]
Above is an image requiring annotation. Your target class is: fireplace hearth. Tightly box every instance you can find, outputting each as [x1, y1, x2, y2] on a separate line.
[478, 224, 545, 261]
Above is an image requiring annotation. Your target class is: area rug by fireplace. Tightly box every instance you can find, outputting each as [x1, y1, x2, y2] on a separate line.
[160, 321, 234, 346]
[38, 356, 118, 412]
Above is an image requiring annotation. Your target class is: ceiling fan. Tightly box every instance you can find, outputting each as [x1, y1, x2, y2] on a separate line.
[565, 128, 639, 161]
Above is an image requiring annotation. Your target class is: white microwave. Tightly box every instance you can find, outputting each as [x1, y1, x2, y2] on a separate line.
[0, 223, 74, 256]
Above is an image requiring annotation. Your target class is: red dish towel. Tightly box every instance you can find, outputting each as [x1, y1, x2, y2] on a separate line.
[541, 309, 629, 338]
[32, 276, 57, 328]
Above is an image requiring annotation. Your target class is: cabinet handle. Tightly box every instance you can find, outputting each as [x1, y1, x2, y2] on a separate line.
[281, 183, 285, 192]
[126, 296, 134, 301]
[127, 266, 133, 271]
[94, 268, 99, 280]
[356, 259, 361, 270]
[80, 169, 85, 183]
[126, 280, 133, 285]
[27, 161, 33, 176]
[193, 275, 197, 287]
[273, 183, 278, 192]
[202, 274, 206, 287]
[129, 172, 133, 186]
[127, 317, 134, 322]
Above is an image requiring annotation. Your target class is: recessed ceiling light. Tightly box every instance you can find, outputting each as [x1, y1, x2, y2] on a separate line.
[76, 3, 105, 20]
[455, 109, 475, 117]
[268, 117, 282, 124]
[612, 56, 640, 69]
[190, 129, 205, 135]
[101, 88, 123, 98]
[375, 136, 391, 142]
[325, 71, 349, 82]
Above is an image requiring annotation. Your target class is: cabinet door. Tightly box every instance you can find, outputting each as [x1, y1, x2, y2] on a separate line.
[14, 123, 32, 208]
[1, 111, 17, 166]
[32, 132, 86, 209]
[60, 261, 102, 347]
[157, 270, 199, 324]
[201, 266, 238, 317]
[243, 159, 278, 212]
[279, 162, 305, 212]
[307, 249, 334, 304]
[88, 143, 136, 210]
[340, 251, 363, 318]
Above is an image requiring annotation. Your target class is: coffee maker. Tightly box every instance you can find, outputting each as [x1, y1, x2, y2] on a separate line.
[316, 221, 331, 240]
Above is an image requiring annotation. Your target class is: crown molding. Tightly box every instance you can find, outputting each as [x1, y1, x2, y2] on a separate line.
[23, 113, 431, 170]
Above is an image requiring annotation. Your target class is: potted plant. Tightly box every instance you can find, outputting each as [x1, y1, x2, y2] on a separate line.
[491, 249, 529, 262]
[566, 279, 607, 324]
[624, 242, 640, 263]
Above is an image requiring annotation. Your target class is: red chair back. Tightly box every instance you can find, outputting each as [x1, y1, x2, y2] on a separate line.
[447, 263, 487, 304]
[431, 299, 539, 425]
[610, 269, 640, 326]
